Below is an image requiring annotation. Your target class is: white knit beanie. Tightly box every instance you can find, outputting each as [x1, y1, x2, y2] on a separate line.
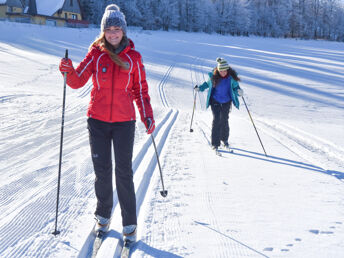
[216, 57, 230, 71]
[101, 4, 127, 34]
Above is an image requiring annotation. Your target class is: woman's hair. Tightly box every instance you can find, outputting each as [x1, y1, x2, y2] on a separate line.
[212, 66, 241, 87]
[89, 32, 128, 69]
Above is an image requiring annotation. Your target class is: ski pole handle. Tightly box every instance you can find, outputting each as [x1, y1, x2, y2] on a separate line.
[63, 49, 68, 81]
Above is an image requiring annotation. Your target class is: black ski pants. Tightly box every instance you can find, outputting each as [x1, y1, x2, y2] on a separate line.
[210, 100, 231, 147]
[87, 118, 137, 226]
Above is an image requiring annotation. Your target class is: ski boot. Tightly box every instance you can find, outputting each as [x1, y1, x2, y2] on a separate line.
[123, 224, 137, 244]
[121, 225, 137, 257]
[212, 145, 221, 156]
[222, 141, 233, 153]
[94, 214, 110, 236]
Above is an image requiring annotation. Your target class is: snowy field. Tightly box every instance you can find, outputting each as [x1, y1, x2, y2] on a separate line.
[0, 21, 343, 258]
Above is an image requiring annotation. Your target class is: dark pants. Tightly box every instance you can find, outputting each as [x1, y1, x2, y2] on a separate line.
[210, 100, 231, 147]
[87, 118, 137, 226]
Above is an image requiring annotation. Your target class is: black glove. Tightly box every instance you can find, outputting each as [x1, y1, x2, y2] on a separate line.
[194, 85, 199, 91]
[144, 117, 155, 134]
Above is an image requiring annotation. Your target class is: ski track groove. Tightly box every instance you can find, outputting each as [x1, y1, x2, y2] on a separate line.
[117, 110, 179, 256]
[189, 57, 204, 110]
[135, 110, 179, 216]
[241, 114, 344, 179]
[132, 109, 173, 172]
[158, 64, 174, 107]
[193, 57, 206, 110]
[135, 112, 192, 257]
[256, 118, 344, 168]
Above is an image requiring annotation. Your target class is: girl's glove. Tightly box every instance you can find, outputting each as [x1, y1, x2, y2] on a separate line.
[144, 117, 155, 134]
[237, 88, 243, 97]
[59, 58, 74, 74]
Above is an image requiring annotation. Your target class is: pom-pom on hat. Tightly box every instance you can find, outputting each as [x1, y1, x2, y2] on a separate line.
[216, 57, 230, 71]
[101, 4, 127, 34]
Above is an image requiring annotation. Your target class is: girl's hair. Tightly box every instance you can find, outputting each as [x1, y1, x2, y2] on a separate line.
[89, 32, 128, 69]
[212, 66, 241, 87]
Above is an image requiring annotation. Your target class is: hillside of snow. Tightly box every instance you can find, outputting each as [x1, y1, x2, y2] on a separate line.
[0, 21, 343, 257]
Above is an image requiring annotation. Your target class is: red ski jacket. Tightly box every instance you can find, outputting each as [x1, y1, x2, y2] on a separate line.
[65, 40, 153, 123]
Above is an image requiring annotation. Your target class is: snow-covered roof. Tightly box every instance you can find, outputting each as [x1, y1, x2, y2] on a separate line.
[0, 0, 23, 6]
[36, 0, 65, 16]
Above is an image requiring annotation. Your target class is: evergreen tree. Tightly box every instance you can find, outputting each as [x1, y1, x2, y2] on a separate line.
[137, 0, 155, 29]
[77, 0, 344, 42]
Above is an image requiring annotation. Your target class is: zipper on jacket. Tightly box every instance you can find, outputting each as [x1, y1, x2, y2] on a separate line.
[110, 64, 114, 122]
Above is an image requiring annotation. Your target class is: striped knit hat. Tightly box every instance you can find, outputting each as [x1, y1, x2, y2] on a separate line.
[216, 57, 229, 71]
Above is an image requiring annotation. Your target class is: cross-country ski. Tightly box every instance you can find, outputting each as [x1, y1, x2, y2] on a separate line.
[120, 240, 135, 258]
[91, 232, 105, 258]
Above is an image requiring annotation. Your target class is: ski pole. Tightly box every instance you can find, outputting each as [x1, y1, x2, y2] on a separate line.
[151, 134, 168, 197]
[52, 49, 68, 236]
[189, 88, 197, 132]
[241, 96, 267, 157]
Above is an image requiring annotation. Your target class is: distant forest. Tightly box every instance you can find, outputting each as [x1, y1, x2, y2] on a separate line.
[80, 0, 344, 41]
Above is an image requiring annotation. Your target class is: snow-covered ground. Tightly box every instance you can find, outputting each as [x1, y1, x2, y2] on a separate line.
[0, 21, 343, 258]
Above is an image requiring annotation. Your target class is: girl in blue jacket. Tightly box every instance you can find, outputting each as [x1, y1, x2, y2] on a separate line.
[195, 57, 243, 151]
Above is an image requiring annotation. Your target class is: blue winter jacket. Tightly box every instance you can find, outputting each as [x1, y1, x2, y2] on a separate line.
[198, 72, 241, 109]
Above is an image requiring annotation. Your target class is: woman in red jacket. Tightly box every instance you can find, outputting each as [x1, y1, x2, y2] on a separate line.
[59, 4, 154, 244]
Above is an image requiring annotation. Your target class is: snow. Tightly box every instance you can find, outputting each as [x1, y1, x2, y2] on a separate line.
[36, 0, 65, 16]
[0, 20, 343, 258]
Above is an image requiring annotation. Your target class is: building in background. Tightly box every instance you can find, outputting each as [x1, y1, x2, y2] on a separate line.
[0, 0, 23, 18]
[0, 0, 88, 28]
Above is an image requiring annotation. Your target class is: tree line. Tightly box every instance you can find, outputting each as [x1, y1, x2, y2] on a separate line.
[80, 0, 344, 42]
